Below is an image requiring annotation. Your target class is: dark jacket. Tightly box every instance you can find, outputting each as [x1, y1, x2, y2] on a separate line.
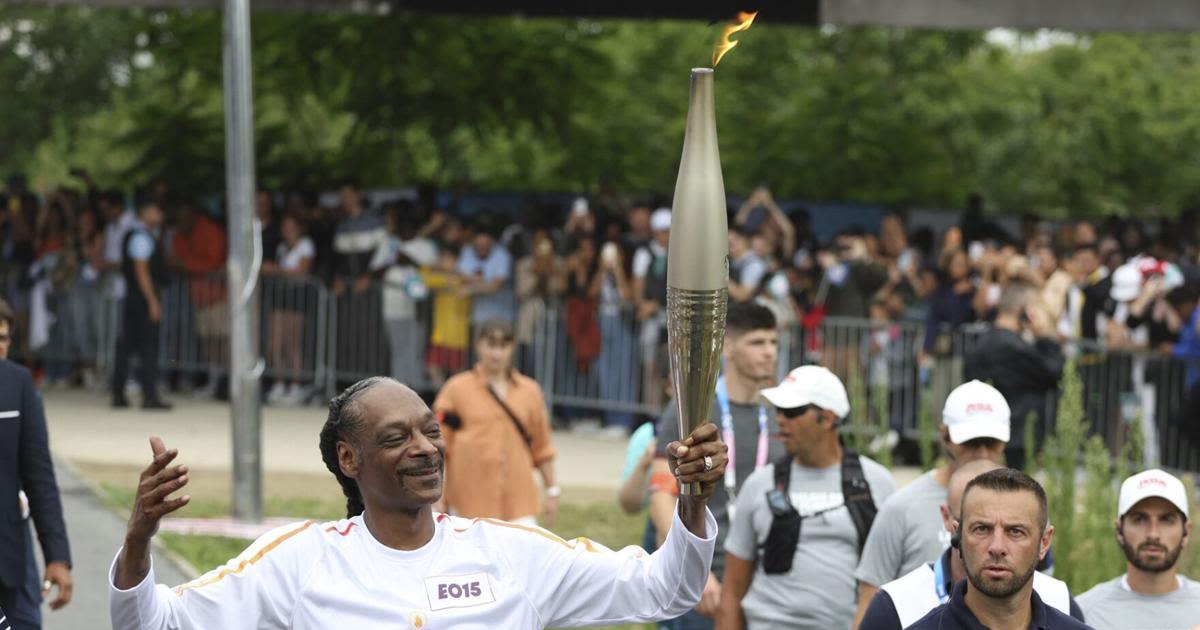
[0, 360, 70, 588]
[825, 261, 889, 318]
[906, 580, 1093, 630]
[121, 227, 169, 302]
[964, 327, 1065, 446]
[924, 285, 976, 354]
[859, 549, 1084, 630]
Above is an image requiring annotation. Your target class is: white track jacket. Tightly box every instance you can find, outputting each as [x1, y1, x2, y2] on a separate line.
[110, 506, 715, 629]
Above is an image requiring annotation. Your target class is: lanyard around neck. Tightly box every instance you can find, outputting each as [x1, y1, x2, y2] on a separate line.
[934, 551, 952, 602]
[715, 376, 770, 500]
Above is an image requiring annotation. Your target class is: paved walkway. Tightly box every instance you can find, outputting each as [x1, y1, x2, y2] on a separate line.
[42, 390, 631, 488]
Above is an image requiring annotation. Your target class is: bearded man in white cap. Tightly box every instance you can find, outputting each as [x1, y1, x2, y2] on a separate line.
[852, 380, 1011, 629]
[717, 365, 896, 629]
[1077, 468, 1200, 629]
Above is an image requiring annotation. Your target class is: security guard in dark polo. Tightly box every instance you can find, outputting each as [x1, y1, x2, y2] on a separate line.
[111, 199, 173, 410]
[904, 469, 1090, 630]
[0, 300, 73, 629]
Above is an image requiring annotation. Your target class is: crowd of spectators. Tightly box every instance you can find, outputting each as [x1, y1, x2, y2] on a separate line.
[1, 171, 1199, 447]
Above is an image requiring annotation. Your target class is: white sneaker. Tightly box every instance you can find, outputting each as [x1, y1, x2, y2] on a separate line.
[267, 382, 287, 404]
[192, 380, 218, 400]
[284, 383, 306, 405]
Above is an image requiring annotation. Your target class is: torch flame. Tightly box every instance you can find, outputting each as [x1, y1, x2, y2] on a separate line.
[711, 11, 758, 67]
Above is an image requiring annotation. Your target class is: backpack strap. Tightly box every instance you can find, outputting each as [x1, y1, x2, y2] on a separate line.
[773, 454, 792, 492]
[760, 455, 801, 575]
[841, 447, 877, 557]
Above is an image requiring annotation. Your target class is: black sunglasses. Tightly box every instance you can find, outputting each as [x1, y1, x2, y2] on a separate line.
[0, 334, 9, 343]
[778, 404, 818, 419]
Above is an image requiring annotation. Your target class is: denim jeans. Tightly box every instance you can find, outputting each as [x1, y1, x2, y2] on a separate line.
[597, 312, 636, 429]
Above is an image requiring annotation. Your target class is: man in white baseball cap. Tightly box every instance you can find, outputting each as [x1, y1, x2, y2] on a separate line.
[758, 364, 851, 418]
[852, 380, 1011, 629]
[1077, 468, 1200, 630]
[719, 365, 896, 629]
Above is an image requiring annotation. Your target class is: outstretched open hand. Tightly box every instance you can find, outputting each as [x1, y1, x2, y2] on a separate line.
[127, 436, 191, 545]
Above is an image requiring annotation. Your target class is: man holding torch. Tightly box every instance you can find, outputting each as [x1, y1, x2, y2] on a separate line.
[109, 378, 727, 629]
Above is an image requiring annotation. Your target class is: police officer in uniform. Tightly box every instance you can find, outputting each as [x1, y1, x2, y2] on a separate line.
[111, 199, 173, 410]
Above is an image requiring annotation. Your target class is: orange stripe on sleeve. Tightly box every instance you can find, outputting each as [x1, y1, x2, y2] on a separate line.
[468, 518, 602, 553]
[174, 520, 315, 595]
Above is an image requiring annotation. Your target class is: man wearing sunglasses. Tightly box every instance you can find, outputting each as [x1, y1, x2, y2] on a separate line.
[717, 365, 896, 629]
[852, 380, 1011, 629]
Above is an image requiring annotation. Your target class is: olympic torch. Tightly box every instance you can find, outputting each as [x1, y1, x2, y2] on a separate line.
[667, 66, 729, 495]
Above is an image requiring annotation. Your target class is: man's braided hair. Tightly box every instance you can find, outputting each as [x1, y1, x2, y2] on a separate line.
[319, 376, 392, 518]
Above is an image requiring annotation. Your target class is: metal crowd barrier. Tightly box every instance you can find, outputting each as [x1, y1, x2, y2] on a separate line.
[5, 269, 1198, 471]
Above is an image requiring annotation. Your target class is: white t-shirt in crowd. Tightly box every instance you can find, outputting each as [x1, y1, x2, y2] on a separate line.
[855, 470, 948, 588]
[371, 236, 438, 320]
[725, 458, 896, 629]
[631, 241, 665, 279]
[1077, 574, 1200, 630]
[110, 508, 716, 629]
[103, 209, 139, 299]
[276, 237, 315, 272]
[720, 456, 892, 628]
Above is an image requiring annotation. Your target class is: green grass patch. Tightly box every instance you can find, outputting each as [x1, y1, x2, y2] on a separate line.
[158, 533, 251, 573]
[100, 483, 350, 522]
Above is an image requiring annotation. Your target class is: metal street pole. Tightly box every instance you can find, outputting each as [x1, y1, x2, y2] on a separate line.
[223, 0, 263, 523]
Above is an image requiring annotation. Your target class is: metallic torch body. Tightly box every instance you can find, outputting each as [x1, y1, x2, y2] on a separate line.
[667, 68, 729, 495]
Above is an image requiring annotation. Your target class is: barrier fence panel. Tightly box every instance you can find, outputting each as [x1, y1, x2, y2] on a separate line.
[260, 274, 330, 402]
[329, 284, 390, 389]
[531, 301, 652, 427]
[5, 264, 1200, 474]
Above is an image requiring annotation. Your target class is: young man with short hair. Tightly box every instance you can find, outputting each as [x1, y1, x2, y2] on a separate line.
[1077, 469, 1200, 629]
[905, 469, 1087, 630]
[650, 302, 786, 628]
[853, 380, 1011, 628]
[717, 366, 896, 629]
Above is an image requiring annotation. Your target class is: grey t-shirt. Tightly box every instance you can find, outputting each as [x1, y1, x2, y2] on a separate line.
[854, 469, 949, 588]
[726, 457, 897, 629]
[1077, 575, 1200, 630]
[657, 397, 785, 578]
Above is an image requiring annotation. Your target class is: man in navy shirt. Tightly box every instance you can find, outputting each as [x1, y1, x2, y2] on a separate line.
[860, 461, 1083, 629]
[904, 469, 1089, 630]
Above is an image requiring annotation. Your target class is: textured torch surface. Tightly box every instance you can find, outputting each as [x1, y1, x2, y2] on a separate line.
[667, 287, 728, 494]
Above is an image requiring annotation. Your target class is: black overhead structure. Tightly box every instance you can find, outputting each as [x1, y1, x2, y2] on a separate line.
[9, 0, 1200, 32]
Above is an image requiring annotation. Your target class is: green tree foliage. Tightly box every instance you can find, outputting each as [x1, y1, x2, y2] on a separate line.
[6, 8, 1200, 215]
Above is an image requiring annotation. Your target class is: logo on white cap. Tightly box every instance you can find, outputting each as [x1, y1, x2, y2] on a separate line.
[760, 365, 851, 419]
[942, 380, 1011, 445]
[1119, 469, 1189, 520]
